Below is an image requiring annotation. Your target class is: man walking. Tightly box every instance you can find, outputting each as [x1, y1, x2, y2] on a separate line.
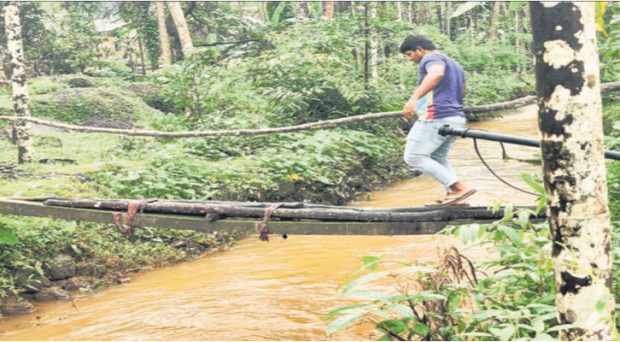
[400, 35, 476, 206]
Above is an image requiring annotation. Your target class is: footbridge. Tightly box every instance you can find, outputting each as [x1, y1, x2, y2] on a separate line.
[0, 198, 542, 238]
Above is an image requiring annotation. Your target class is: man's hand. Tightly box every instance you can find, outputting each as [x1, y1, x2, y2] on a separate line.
[402, 97, 417, 119]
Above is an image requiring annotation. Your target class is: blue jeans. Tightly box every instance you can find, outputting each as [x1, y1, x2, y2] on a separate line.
[403, 116, 467, 193]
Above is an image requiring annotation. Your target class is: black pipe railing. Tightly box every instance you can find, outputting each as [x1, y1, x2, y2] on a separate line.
[438, 125, 620, 161]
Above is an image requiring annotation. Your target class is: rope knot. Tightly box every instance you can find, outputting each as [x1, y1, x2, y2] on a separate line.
[113, 200, 147, 238]
[256, 203, 285, 242]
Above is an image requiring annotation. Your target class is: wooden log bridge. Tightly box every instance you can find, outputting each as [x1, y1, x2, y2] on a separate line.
[0, 198, 543, 236]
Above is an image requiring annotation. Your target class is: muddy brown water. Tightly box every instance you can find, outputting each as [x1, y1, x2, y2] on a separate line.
[0, 105, 541, 341]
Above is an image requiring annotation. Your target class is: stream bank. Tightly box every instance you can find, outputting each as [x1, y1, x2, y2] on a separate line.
[0, 106, 541, 340]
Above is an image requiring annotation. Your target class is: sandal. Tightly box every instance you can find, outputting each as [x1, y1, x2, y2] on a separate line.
[425, 189, 477, 208]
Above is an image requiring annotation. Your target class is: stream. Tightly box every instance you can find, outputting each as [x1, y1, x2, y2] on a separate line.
[0, 105, 541, 340]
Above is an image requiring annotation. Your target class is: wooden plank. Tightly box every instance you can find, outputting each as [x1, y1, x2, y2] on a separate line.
[0, 199, 487, 235]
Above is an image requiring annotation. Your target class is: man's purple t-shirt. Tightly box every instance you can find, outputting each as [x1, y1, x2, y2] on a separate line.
[415, 52, 465, 120]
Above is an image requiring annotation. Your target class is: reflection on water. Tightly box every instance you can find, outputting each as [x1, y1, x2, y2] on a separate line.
[0, 106, 540, 341]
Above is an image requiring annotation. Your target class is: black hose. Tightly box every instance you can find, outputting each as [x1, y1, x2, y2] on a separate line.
[472, 138, 539, 197]
[440, 125, 620, 161]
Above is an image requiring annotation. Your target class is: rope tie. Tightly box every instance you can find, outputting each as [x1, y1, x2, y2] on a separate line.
[112, 200, 147, 238]
[256, 203, 285, 242]
[460, 128, 471, 138]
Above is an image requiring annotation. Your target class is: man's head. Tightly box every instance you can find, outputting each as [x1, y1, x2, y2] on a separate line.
[399, 35, 436, 64]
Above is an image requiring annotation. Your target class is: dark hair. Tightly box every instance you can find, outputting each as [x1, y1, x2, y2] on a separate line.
[399, 35, 436, 53]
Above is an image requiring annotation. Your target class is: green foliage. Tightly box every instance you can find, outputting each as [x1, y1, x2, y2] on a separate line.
[249, 20, 391, 124]
[91, 60, 133, 79]
[158, 51, 270, 126]
[265, 2, 295, 27]
[29, 84, 165, 127]
[0, 215, 235, 299]
[45, 3, 101, 73]
[122, 82, 176, 114]
[600, 3, 620, 82]
[603, 96, 620, 137]
[327, 180, 563, 340]
[160, 16, 533, 128]
[94, 128, 409, 204]
[0, 2, 54, 62]
[444, 36, 534, 107]
[328, 207, 559, 340]
[0, 218, 19, 245]
[117, 2, 161, 71]
[29, 78, 69, 95]
[604, 98, 620, 220]
[66, 77, 94, 88]
[450, 2, 485, 19]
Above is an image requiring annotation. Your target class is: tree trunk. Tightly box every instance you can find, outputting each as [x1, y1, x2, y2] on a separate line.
[295, 1, 308, 21]
[259, 2, 267, 24]
[363, 3, 369, 89]
[396, 1, 402, 21]
[237, 1, 244, 18]
[322, 1, 334, 20]
[156, 2, 171, 66]
[531, 2, 615, 340]
[0, 51, 6, 84]
[417, 2, 427, 24]
[127, 43, 136, 74]
[4, 2, 33, 164]
[436, 3, 444, 34]
[137, 33, 146, 76]
[489, 1, 501, 39]
[167, 1, 194, 58]
[369, 2, 378, 82]
[446, 1, 452, 39]
[515, 9, 521, 73]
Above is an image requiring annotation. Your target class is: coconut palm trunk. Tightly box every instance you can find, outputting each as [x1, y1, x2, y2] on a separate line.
[4, 2, 33, 163]
[530, 2, 616, 340]
[167, 1, 194, 58]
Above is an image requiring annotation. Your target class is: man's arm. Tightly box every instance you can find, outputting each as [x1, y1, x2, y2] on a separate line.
[461, 83, 467, 97]
[403, 64, 445, 118]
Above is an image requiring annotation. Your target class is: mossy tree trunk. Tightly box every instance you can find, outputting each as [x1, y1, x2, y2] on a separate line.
[531, 2, 616, 340]
[167, 1, 193, 58]
[156, 2, 171, 66]
[4, 1, 33, 164]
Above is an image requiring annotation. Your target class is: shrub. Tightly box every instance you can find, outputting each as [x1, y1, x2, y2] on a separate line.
[30, 87, 164, 128]
[66, 77, 94, 88]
